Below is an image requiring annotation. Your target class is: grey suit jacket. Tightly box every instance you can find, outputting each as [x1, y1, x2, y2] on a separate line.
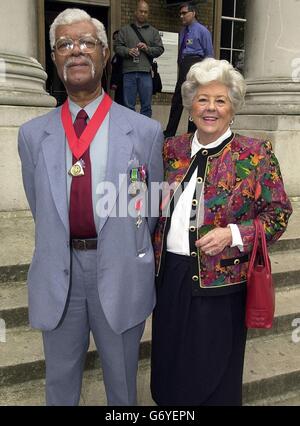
[18, 101, 164, 334]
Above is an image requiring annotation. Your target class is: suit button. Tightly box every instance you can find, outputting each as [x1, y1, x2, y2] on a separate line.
[192, 275, 199, 282]
[189, 226, 196, 232]
[191, 252, 197, 257]
[64, 269, 69, 276]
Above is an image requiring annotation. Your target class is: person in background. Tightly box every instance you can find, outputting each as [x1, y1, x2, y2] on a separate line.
[114, 0, 164, 117]
[18, 8, 163, 406]
[164, 2, 214, 138]
[110, 30, 124, 105]
[151, 58, 292, 406]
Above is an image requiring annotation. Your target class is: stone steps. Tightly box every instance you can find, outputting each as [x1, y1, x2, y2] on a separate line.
[0, 331, 299, 406]
[246, 389, 300, 406]
[1, 247, 300, 332]
[0, 361, 153, 406]
[0, 318, 152, 388]
[1, 246, 300, 293]
[0, 281, 28, 328]
[1, 280, 299, 337]
[248, 284, 300, 339]
[1, 242, 299, 285]
[1, 281, 300, 389]
[243, 332, 300, 404]
[0, 202, 300, 405]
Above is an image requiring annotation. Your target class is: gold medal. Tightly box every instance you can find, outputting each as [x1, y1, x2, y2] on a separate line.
[68, 159, 85, 177]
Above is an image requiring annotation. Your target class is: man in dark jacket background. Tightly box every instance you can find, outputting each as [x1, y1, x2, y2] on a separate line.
[114, 0, 164, 118]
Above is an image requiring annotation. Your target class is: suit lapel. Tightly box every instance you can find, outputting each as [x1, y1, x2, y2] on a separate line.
[41, 107, 69, 235]
[40, 102, 134, 235]
[98, 103, 134, 233]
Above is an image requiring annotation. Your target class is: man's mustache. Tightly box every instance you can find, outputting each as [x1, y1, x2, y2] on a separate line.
[64, 55, 94, 67]
[63, 55, 96, 81]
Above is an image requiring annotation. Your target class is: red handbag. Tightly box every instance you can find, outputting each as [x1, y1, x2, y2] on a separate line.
[245, 218, 275, 328]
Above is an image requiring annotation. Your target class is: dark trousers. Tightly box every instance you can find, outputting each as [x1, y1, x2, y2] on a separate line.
[164, 56, 204, 138]
[151, 252, 247, 406]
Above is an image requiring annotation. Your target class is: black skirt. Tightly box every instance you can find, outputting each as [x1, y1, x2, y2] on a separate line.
[151, 252, 247, 406]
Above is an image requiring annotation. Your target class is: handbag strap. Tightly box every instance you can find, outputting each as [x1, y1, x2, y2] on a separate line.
[248, 219, 260, 271]
[257, 219, 271, 271]
[130, 24, 154, 66]
[249, 218, 271, 273]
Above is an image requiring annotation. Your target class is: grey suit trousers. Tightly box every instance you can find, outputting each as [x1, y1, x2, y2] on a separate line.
[42, 248, 145, 406]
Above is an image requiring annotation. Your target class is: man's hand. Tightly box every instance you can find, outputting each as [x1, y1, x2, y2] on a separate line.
[195, 227, 233, 256]
[137, 42, 148, 52]
[129, 47, 140, 57]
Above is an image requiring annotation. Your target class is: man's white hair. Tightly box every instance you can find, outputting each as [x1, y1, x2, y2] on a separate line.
[49, 8, 108, 49]
[182, 58, 246, 113]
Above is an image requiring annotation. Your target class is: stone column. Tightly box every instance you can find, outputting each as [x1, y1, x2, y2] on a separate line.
[0, 0, 56, 211]
[234, 0, 300, 197]
[0, 0, 55, 107]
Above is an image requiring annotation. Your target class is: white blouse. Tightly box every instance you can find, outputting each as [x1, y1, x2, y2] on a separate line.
[166, 128, 243, 256]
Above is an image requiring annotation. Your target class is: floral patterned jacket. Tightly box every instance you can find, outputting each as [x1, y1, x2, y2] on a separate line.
[153, 133, 292, 293]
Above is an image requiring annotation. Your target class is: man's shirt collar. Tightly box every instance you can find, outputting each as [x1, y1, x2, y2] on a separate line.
[68, 92, 104, 122]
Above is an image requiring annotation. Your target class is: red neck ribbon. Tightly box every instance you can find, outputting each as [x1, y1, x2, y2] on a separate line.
[61, 93, 113, 160]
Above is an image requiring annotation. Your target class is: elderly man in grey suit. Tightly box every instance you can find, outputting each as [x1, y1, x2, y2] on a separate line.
[18, 8, 163, 406]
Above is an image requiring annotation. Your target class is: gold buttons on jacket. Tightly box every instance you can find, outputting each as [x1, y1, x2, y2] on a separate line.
[197, 177, 203, 184]
[202, 149, 208, 156]
[192, 275, 199, 282]
[189, 226, 196, 232]
[192, 199, 198, 207]
[234, 259, 240, 265]
[191, 252, 197, 257]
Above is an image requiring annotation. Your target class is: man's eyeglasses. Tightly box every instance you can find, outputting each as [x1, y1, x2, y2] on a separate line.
[179, 11, 191, 17]
[53, 36, 102, 56]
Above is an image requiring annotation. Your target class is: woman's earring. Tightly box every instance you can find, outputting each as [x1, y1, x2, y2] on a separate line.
[229, 118, 234, 125]
[189, 116, 194, 122]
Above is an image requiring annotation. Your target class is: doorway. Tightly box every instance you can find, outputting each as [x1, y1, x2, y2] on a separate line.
[44, 0, 109, 106]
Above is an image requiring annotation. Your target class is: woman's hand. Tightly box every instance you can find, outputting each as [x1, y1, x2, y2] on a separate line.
[195, 227, 233, 256]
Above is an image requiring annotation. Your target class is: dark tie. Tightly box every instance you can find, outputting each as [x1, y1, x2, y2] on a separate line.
[179, 26, 189, 63]
[69, 109, 97, 239]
